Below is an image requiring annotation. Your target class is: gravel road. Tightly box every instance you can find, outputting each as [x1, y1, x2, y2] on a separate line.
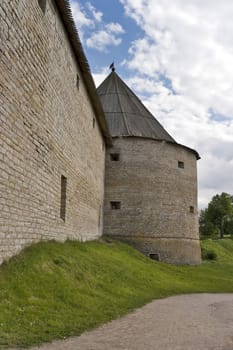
[16, 294, 233, 350]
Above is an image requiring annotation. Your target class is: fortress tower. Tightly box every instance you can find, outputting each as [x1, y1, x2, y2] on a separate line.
[98, 69, 201, 265]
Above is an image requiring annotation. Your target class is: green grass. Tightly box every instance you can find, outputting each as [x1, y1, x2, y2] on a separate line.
[0, 238, 233, 348]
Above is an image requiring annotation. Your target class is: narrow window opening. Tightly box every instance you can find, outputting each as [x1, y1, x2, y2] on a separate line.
[110, 153, 120, 161]
[110, 201, 121, 210]
[189, 206, 194, 213]
[178, 161, 184, 169]
[60, 175, 67, 221]
[98, 206, 102, 228]
[76, 74, 80, 90]
[149, 253, 160, 261]
[38, 0, 46, 13]
[93, 118, 96, 128]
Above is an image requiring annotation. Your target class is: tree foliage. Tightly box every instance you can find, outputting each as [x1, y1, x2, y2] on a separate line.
[199, 192, 233, 238]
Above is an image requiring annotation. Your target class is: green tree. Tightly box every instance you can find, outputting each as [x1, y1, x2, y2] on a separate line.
[199, 192, 233, 238]
[199, 208, 219, 238]
[223, 214, 233, 236]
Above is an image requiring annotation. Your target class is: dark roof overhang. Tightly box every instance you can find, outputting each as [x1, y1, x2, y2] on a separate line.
[168, 141, 201, 160]
[54, 0, 112, 146]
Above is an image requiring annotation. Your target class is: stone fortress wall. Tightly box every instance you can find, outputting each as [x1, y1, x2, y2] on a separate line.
[0, 0, 106, 263]
[0, 0, 201, 266]
[104, 137, 201, 265]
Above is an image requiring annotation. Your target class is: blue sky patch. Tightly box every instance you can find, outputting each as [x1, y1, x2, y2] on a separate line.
[75, 0, 143, 76]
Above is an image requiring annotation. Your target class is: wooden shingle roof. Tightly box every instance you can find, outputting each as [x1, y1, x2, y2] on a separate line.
[97, 70, 176, 142]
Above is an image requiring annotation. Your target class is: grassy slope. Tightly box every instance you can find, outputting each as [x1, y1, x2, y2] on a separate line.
[0, 238, 233, 348]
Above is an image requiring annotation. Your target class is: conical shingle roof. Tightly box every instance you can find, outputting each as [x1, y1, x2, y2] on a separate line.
[97, 70, 176, 142]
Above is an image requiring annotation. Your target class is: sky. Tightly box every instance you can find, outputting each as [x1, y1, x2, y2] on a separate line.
[70, 0, 233, 209]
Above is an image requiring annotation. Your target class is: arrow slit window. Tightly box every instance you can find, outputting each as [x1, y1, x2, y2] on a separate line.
[60, 175, 67, 221]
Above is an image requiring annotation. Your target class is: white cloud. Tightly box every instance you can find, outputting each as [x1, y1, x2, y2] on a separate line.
[71, 1, 125, 52]
[119, 0, 233, 208]
[93, 67, 110, 87]
[86, 2, 103, 22]
[86, 30, 122, 51]
[105, 22, 125, 34]
[86, 23, 124, 51]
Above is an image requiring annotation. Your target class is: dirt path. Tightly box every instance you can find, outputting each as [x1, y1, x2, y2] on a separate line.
[21, 294, 233, 350]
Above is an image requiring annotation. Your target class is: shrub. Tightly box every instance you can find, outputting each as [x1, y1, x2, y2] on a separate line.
[201, 248, 217, 261]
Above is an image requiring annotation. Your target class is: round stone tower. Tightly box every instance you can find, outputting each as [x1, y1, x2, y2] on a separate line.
[97, 69, 201, 265]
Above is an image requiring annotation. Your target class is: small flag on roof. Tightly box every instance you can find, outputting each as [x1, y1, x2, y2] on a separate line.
[109, 62, 115, 71]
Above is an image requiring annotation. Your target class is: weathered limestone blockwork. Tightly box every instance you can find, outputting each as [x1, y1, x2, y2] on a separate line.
[0, 0, 106, 263]
[104, 138, 201, 265]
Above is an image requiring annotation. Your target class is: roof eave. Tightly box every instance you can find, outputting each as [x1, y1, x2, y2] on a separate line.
[175, 142, 201, 160]
[54, 0, 112, 146]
